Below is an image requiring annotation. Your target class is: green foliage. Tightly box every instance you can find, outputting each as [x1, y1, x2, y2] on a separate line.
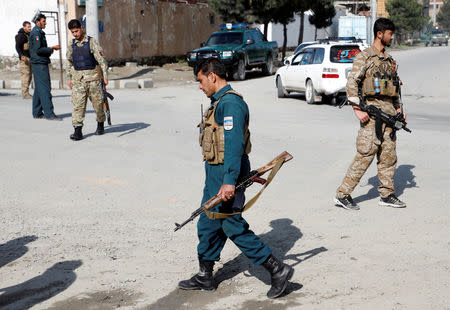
[208, 0, 252, 23]
[437, 0, 450, 32]
[309, 0, 336, 30]
[386, 0, 428, 36]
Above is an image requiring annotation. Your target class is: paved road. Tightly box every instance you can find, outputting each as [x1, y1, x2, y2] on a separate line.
[0, 45, 449, 310]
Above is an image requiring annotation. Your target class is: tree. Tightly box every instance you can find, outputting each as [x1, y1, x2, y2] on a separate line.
[250, 0, 277, 39]
[386, 0, 428, 42]
[309, 0, 336, 40]
[271, 0, 296, 60]
[208, 0, 252, 23]
[292, 0, 314, 45]
[437, 0, 450, 32]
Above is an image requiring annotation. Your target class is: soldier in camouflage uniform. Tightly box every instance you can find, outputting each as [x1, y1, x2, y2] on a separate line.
[66, 19, 108, 141]
[15, 21, 32, 99]
[334, 18, 407, 210]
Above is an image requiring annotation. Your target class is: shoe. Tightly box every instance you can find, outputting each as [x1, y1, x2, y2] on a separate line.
[23, 93, 32, 99]
[45, 114, 63, 121]
[178, 261, 215, 291]
[379, 194, 406, 208]
[70, 126, 83, 141]
[33, 114, 44, 119]
[95, 122, 104, 135]
[262, 254, 294, 299]
[334, 195, 360, 210]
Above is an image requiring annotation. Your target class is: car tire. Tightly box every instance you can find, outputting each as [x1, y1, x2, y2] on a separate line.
[276, 76, 287, 98]
[233, 59, 246, 81]
[305, 79, 316, 104]
[262, 54, 274, 76]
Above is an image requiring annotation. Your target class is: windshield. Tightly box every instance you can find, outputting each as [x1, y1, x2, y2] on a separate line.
[294, 43, 315, 54]
[330, 45, 361, 63]
[432, 30, 445, 35]
[206, 32, 243, 46]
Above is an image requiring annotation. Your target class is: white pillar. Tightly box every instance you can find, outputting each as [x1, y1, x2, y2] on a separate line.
[370, 0, 378, 44]
[433, 0, 437, 26]
[86, 0, 99, 40]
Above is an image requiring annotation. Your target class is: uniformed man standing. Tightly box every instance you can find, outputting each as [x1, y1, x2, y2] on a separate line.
[334, 18, 407, 210]
[29, 13, 61, 120]
[15, 21, 32, 99]
[66, 19, 108, 141]
[178, 58, 293, 299]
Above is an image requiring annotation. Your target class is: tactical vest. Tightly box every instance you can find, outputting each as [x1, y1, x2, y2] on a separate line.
[72, 37, 98, 71]
[362, 54, 399, 98]
[199, 91, 251, 165]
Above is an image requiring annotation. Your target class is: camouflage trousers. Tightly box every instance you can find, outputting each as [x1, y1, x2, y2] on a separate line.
[20, 59, 32, 97]
[71, 79, 105, 127]
[337, 119, 397, 199]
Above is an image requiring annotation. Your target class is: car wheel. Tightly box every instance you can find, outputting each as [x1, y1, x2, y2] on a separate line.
[233, 59, 246, 81]
[305, 79, 316, 104]
[276, 76, 287, 98]
[262, 54, 274, 76]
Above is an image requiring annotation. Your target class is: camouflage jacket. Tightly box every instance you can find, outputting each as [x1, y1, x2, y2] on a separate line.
[66, 35, 108, 82]
[346, 45, 401, 116]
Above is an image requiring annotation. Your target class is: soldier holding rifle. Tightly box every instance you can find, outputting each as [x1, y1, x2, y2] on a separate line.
[178, 58, 293, 299]
[66, 19, 108, 141]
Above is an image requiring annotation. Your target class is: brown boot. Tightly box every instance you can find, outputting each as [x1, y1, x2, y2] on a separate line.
[23, 93, 32, 99]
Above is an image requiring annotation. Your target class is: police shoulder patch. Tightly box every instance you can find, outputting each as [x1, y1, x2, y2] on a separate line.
[36, 36, 39, 41]
[224, 116, 233, 130]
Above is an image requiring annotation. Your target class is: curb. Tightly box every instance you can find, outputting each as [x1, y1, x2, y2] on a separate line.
[0, 78, 154, 90]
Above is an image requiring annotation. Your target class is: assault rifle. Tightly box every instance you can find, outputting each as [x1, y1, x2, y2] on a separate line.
[174, 151, 293, 232]
[99, 80, 114, 125]
[348, 99, 411, 134]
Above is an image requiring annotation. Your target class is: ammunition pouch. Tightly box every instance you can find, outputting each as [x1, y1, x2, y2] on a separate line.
[199, 90, 251, 165]
[362, 77, 398, 97]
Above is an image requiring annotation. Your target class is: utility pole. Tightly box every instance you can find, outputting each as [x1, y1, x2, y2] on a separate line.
[433, 0, 437, 26]
[86, 0, 99, 40]
[369, 0, 378, 44]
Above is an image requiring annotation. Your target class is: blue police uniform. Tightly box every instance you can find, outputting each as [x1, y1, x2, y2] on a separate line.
[29, 25, 56, 118]
[197, 84, 271, 265]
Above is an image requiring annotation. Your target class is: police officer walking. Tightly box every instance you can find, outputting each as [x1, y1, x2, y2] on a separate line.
[334, 18, 407, 210]
[15, 21, 32, 99]
[29, 13, 61, 120]
[66, 19, 108, 141]
[178, 58, 293, 299]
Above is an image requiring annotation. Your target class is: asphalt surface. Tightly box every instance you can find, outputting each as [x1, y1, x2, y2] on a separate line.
[0, 45, 449, 310]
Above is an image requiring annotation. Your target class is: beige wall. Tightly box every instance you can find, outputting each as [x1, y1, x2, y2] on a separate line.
[65, 0, 219, 63]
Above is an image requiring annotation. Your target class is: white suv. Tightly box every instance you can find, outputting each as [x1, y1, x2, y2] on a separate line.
[275, 41, 362, 104]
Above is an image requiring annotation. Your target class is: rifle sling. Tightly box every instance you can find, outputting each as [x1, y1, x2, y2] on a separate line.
[204, 158, 285, 220]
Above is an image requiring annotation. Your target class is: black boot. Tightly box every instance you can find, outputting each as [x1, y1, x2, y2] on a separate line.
[262, 254, 294, 299]
[96, 122, 104, 135]
[70, 126, 83, 141]
[178, 261, 215, 291]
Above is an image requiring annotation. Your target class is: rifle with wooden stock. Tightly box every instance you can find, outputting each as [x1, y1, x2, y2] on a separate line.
[174, 151, 293, 232]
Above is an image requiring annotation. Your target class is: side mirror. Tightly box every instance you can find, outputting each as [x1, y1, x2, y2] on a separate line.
[200, 42, 205, 47]
[245, 39, 255, 45]
[284, 59, 290, 66]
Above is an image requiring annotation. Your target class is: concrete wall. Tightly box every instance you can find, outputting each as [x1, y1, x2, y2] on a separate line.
[0, 0, 66, 60]
[68, 0, 219, 63]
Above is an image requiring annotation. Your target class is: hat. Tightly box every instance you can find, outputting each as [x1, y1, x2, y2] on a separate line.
[32, 10, 46, 23]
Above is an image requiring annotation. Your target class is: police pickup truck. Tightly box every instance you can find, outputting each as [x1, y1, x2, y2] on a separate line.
[187, 23, 278, 80]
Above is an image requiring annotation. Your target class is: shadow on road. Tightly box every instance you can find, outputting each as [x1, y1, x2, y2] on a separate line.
[111, 68, 154, 80]
[53, 95, 71, 98]
[82, 122, 151, 139]
[0, 92, 16, 97]
[354, 164, 417, 203]
[0, 235, 38, 268]
[145, 219, 327, 310]
[0, 260, 82, 310]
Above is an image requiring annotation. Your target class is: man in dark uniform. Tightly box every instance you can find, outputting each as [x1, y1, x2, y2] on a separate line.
[29, 13, 61, 120]
[15, 21, 32, 99]
[178, 58, 294, 299]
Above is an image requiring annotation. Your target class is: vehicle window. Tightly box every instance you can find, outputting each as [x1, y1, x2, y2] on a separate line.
[330, 45, 361, 63]
[206, 32, 243, 45]
[294, 43, 314, 54]
[432, 30, 444, 35]
[292, 52, 304, 66]
[300, 49, 314, 65]
[252, 30, 263, 43]
[312, 48, 325, 64]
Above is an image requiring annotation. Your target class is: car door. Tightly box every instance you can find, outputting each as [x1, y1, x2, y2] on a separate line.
[252, 30, 265, 62]
[244, 31, 258, 65]
[283, 52, 305, 89]
[290, 48, 315, 91]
